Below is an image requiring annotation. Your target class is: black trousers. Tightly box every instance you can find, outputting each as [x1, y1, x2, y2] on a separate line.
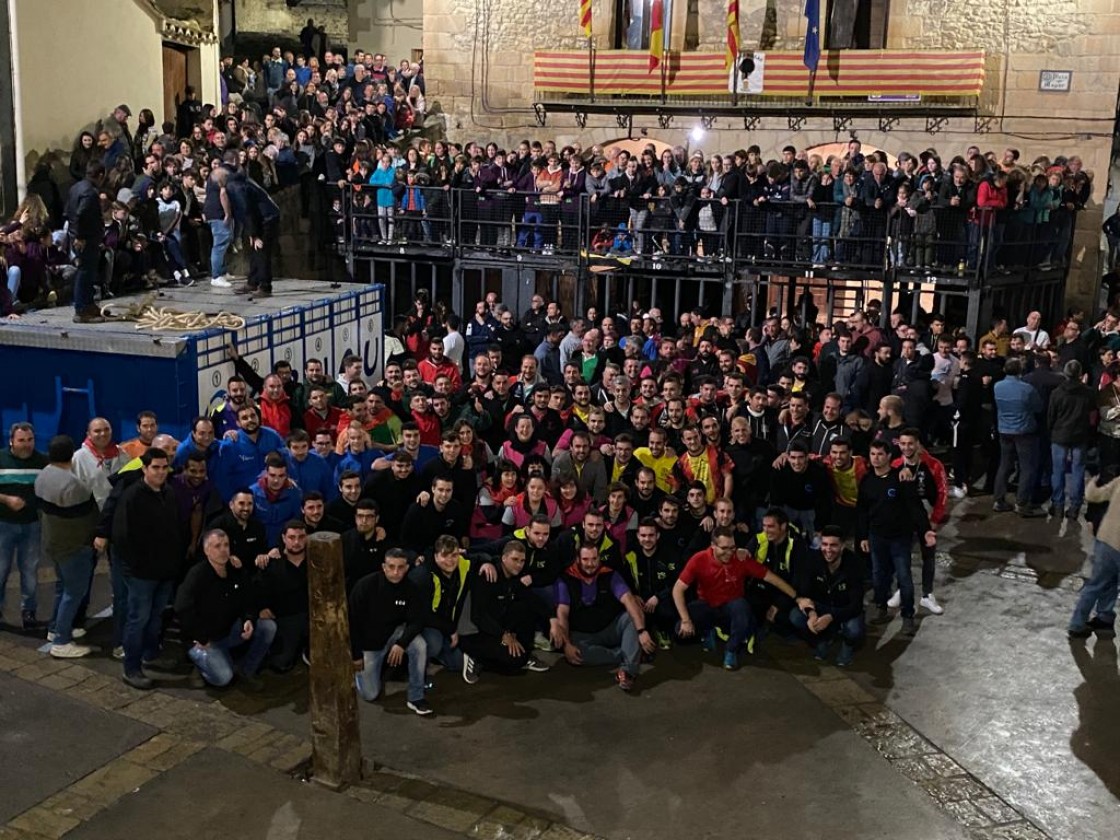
[248, 219, 279, 291]
[458, 602, 536, 674]
[269, 611, 308, 672]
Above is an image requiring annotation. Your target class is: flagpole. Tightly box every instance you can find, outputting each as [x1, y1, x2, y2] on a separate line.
[588, 35, 595, 103]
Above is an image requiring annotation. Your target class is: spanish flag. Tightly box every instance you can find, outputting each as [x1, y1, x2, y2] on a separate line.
[649, 0, 664, 71]
[726, 0, 739, 70]
[579, 0, 592, 37]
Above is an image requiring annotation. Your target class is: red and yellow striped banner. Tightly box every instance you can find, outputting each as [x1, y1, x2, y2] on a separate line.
[579, 0, 592, 37]
[533, 49, 986, 97]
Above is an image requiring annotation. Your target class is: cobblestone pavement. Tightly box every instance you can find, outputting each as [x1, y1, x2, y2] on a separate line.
[1, 496, 1115, 839]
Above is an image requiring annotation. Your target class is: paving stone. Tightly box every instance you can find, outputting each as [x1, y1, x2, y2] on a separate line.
[269, 742, 313, 773]
[921, 775, 993, 804]
[864, 725, 938, 760]
[142, 740, 205, 772]
[537, 825, 595, 840]
[0, 654, 23, 671]
[54, 665, 94, 682]
[214, 721, 274, 752]
[407, 788, 496, 832]
[231, 727, 285, 757]
[12, 660, 70, 681]
[890, 757, 940, 782]
[34, 790, 106, 822]
[969, 823, 1050, 840]
[35, 674, 80, 691]
[164, 711, 241, 743]
[0, 643, 43, 663]
[972, 797, 1025, 825]
[67, 759, 158, 803]
[0, 827, 54, 840]
[924, 753, 968, 777]
[79, 685, 137, 711]
[122, 733, 182, 766]
[8, 805, 81, 839]
[941, 799, 994, 828]
[377, 778, 439, 812]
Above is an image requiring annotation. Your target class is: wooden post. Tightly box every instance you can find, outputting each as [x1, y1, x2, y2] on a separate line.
[307, 531, 362, 790]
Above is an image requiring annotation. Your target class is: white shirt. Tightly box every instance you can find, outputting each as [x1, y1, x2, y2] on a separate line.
[442, 329, 465, 368]
[1016, 326, 1051, 350]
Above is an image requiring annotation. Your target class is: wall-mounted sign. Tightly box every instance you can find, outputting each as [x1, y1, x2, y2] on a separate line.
[1039, 70, 1072, 92]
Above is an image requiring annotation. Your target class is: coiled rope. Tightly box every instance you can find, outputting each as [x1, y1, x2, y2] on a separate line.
[100, 293, 246, 332]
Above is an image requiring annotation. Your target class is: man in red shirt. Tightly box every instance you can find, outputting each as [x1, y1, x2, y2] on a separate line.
[417, 337, 462, 390]
[673, 525, 807, 670]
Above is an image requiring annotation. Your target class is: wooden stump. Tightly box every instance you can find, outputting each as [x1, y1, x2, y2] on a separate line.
[307, 531, 362, 790]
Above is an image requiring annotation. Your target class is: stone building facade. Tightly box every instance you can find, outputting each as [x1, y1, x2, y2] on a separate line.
[422, 0, 1120, 307]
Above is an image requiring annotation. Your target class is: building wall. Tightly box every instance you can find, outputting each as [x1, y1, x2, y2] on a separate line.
[349, 0, 423, 60]
[233, 0, 349, 45]
[14, 0, 219, 166]
[423, 0, 1120, 309]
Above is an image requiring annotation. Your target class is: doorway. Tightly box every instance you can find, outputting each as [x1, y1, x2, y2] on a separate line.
[162, 42, 192, 127]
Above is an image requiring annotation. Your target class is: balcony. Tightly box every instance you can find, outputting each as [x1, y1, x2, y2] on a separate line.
[532, 49, 986, 123]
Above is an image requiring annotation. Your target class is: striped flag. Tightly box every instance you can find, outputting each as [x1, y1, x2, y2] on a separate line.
[649, 0, 665, 71]
[579, 0, 592, 37]
[726, 0, 739, 70]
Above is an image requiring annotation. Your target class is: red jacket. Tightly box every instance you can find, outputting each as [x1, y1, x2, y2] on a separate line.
[259, 394, 293, 438]
[411, 409, 442, 446]
[418, 356, 462, 390]
[304, 405, 343, 441]
[892, 450, 949, 526]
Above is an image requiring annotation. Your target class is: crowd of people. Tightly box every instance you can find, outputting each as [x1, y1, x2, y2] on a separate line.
[4, 277, 1120, 713]
[1, 38, 1096, 324]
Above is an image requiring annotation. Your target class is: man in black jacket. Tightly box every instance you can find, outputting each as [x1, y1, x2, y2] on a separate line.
[858, 441, 935, 635]
[208, 490, 271, 569]
[789, 526, 865, 666]
[228, 169, 280, 296]
[459, 540, 554, 683]
[349, 548, 432, 715]
[258, 521, 310, 672]
[176, 529, 275, 689]
[341, 499, 389, 593]
[66, 161, 107, 323]
[113, 449, 183, 689]
[362, 453, 422, 541]
[1047, 359, 1096, 529]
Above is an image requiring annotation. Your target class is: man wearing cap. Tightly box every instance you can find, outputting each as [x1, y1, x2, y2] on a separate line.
[108, 105, 133, 156]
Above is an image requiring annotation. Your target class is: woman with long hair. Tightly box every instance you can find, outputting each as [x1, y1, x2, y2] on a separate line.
[555, 476, 591, 528]
[502, 473, 561, 531]
[471, 459, 521, 542]
[69, 132, 97, 182]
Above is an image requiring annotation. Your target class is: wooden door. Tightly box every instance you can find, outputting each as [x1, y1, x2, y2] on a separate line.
[162, 43, 189, 128]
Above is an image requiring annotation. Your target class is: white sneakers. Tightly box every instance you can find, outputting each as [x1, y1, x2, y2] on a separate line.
[949, 486, 967, 500]
[887, 590, 945, 615]
[49, 642, 92, 659]
[920, 594, 945, 615]
[210, 275, 233, 288]
[46, 627, 86, 642]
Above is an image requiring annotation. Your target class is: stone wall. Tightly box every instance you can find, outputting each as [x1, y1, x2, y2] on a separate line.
[234, 0, 349, 47]
[422, 0, 1120, 309]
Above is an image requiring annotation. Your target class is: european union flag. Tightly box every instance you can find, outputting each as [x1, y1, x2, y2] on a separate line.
[804, 0, 821, 73]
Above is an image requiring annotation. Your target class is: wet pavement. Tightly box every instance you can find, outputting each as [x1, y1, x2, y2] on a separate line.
[3, 494, 1118, 839]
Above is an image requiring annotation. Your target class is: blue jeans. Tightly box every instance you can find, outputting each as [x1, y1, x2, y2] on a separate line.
[995, 433, 1039, 506]
[356, 625, 427, 703]
[47, 547, 95, 644]
[122, 576, 174, 674]
[208, 219, 232, 279]
[681, 597, 754, 653]
[571, 611, 641, 676]
[811, 217, 832, 264]
[0, 520, 41, 614]
[789, 606, 865, 651]
[1050, 443, 1086, 513]
[188, 618, 278, 686]
[871, 534, 916, 618]
[1070, 540, 1120, 630]
[421, 626, 463, 671]
[6, 265, 20, 299]
[73, 239, 99, 312]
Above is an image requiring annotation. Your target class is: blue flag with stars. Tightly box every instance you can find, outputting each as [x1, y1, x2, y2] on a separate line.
[804, 0, 821, 73]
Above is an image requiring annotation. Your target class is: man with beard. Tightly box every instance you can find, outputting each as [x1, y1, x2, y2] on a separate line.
[325, 470, 363, 531]
[170, 451, 221, 563]
[789, 526, 865, 666]
[342, 499, 390, 593]
[300, 491, 345, 535]
[630, 467, 666, 520]
[362, 452, 423, 541]
[213, 405, 284, 503]
[210, 376, 251, 437]
[400, 475, 469, 553]
[292, 357, 346, 416]
[259, 521, 311, 672]
[624, 519, 683, 648]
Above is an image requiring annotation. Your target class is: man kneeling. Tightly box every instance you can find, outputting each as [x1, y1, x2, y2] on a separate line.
[789, 525, 865, 666]
[459, 540, 554, 683]
[175, 529, 277, 690]
[349, 548, 433, 716]
[554, 545, 655, 691]
[674, 525, 806, 671]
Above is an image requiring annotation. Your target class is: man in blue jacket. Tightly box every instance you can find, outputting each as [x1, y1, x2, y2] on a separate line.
[251, 454, 304, 547]
[993, 358, 1045, 517]
[214, 405, 284, 502]
[283, 430, 333, 499]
